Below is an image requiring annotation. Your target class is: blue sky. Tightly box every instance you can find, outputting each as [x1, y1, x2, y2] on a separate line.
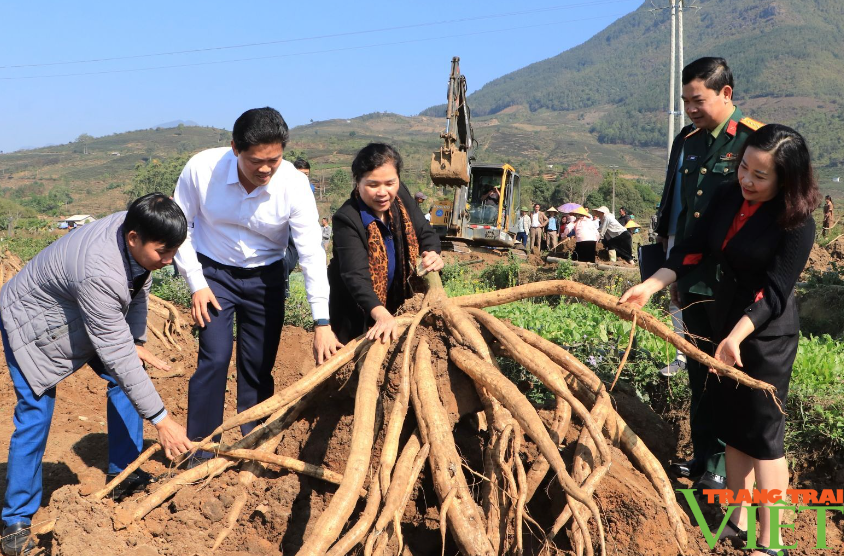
[0, 0, 643, 153]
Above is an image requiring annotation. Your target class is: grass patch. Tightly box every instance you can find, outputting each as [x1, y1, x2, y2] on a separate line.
[284, 273, 314, 330]
[787, 334, 844, 459]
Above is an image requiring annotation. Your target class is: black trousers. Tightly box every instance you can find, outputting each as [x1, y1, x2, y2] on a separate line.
[574, 241, 597, 263]
[605, 232, 633, 262]
[187, 254, 287, 445]
[682, 293, 723, 472]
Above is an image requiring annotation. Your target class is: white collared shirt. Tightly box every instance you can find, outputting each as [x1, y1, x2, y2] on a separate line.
[173, 147, 329, 319]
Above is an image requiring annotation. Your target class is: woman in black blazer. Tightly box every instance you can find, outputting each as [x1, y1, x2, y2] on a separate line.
[328, 143, 443, 344]
[621, 125, 819, 556]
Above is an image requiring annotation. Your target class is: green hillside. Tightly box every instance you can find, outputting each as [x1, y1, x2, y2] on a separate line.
[0, 126, 231, 216]
[3, 0, 844, 219]
[422, 0, 844, 168]
[0, 111, 672, 219]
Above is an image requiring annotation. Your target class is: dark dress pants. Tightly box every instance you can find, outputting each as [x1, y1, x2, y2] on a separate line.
[187, 255, 286, 446]
[682, 293, 724, 475]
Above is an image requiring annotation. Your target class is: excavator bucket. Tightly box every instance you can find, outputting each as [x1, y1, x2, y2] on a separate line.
[430, 148, 469, 187]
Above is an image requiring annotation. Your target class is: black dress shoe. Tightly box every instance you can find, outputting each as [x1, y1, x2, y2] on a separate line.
[1, 522, 35, 556]
[669, 458, 704, 480]
[694, 471, 727, 491]
[104, 469, 156, 500]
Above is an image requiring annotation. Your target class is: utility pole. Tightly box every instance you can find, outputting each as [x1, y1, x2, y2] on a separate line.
[667, 0, 677, 166]
[651, 0, 699, 164]
[609, 165, 619, 214]
[677, 0, 685, 130]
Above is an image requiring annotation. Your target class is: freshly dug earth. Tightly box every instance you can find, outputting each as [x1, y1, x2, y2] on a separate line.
[0, 257, 840, 555]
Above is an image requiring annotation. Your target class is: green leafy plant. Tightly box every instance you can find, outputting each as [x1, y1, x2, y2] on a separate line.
[555, 258, 575, 280]
[284, 273, 314, 330]
[479, 253, 521, 290]
[150, 269, 192, 308]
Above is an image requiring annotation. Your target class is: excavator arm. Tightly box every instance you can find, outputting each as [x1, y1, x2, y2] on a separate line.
[430, 57, 475, 186]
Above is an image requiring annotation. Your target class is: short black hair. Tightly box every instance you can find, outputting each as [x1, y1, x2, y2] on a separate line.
[682, 57, 734, 92]
[232, 107, 289, 152]
[293, 158, 310, 171]
[619, 206, 627, 214]
[124, 193, 187, 249]
[351, 143, 403, 184]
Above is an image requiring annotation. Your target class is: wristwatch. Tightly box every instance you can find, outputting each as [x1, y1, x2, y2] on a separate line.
[314, 318, 331, 328]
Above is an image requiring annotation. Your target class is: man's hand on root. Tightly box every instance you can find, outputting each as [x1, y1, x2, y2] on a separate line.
[136, 344, 171, 371]
[154, 415, 192, 461]
[314, 326, 343, 365]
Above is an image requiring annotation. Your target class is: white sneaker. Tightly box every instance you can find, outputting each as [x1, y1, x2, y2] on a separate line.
[659, 359, 686, 377]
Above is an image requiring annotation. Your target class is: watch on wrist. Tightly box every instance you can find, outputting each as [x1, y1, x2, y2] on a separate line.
[314, 318, 331, 328]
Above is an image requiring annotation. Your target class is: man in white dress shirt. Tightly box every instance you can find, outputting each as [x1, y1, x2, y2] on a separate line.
[173, 107, 342, 459]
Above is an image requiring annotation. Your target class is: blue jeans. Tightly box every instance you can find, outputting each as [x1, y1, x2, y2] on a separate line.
[1, 321, 143, 526]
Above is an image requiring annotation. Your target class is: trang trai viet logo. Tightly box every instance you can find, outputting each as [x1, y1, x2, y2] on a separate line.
[677, 488, 844, 550]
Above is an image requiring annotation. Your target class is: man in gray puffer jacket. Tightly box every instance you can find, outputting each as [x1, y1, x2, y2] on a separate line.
[0, 193, 192, 555]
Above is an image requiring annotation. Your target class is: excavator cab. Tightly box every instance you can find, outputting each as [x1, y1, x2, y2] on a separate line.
[461, 164, 520, 246]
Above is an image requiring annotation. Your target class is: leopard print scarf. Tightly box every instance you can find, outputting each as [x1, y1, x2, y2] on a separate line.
[359, 195, 420, 307]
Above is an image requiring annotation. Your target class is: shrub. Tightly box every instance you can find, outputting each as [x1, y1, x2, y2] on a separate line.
[150, 268, 192, 308]
[479, 254, 521, 290]
[284, 273, 313, 330]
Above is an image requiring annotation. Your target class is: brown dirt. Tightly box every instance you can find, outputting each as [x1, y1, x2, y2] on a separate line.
[827, 236, 844, 263]
[803, 243, 834, 277]
[0, 258, 841, 555]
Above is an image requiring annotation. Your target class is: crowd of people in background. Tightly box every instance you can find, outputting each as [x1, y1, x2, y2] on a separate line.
[514, 202, 639, 264]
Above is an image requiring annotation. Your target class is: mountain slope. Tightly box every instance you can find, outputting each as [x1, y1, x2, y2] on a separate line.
[422, 0, 844, 164]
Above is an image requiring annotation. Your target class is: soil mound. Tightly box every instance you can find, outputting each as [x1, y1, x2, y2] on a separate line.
[803, 243, 834, 277]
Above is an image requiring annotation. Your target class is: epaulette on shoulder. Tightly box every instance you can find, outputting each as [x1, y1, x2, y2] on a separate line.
[739, 117, 764, 131]
[685, 128, 702, 139]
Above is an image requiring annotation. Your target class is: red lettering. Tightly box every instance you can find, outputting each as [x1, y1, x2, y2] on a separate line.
[787, 489, 808, 504]
[735, 490, 752, 505]
[818, 490, 836, 505]
[703, 489, 729, 504]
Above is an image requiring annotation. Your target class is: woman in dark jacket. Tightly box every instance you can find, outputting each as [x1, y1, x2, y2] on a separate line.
[621, 125, 819, 556]
[328, 143, 443, 344]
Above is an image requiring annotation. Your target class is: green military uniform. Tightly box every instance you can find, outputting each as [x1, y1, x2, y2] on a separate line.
[675, 106, 764, 294]
[673, 106, 764, 483]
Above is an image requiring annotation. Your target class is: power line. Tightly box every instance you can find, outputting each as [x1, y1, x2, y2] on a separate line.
[0, 13, 630, 81]
[0, 0, 639, 70]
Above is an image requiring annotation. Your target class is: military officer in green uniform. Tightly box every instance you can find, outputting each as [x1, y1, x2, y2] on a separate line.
[655, 57, 763, 491]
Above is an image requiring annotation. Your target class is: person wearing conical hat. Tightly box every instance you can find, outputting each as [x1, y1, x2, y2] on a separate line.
[570, 206, 599, 263]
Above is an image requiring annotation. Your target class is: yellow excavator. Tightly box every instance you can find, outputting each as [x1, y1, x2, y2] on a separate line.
[429, 57, 522, 250]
